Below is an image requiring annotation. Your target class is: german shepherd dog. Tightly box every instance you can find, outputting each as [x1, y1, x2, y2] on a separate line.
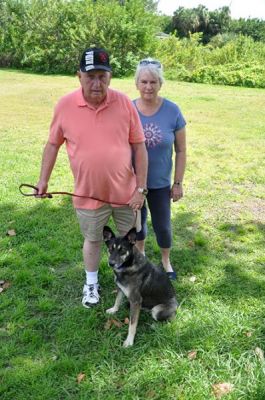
[103, 226, 178, 347]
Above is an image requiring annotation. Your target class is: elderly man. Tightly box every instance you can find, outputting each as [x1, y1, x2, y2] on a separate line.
[36, 47, 147, 308]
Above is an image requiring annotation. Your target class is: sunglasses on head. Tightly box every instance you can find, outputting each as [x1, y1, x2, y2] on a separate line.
[139, 60, 161, 68]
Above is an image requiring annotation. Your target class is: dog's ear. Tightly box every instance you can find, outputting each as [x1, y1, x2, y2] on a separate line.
[103, 226, 115, 243]
[125, 228, 137, 245]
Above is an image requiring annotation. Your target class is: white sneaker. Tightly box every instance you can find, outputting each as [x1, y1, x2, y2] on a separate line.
[82, 283, 100, 308]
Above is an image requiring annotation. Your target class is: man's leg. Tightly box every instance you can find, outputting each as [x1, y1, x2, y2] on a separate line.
[113, 206, 136, 237]
[83, 239, 101, 272]
[82, 239, 101, 308]
[76, 206, 111, 308]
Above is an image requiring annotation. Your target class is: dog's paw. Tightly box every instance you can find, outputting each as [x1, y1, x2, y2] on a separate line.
[123, 337, 134, 348]
[106, 307, 118, 314]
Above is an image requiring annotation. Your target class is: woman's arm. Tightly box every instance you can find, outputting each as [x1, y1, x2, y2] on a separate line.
[171, 127, 186, 202]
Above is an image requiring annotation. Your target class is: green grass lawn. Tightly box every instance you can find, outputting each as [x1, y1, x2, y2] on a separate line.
[0, 69, 265, 400]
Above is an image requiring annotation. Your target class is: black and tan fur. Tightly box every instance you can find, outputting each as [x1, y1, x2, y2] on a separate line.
[103, 226, 178, 347]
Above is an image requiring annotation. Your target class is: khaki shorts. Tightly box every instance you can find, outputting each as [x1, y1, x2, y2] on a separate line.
[76, 205, 136, 241]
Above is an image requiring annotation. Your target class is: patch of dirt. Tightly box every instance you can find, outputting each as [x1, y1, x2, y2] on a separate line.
[225, 198, 265, 223]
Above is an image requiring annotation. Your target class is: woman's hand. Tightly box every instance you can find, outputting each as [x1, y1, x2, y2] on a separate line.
[171, 182, 183, 202]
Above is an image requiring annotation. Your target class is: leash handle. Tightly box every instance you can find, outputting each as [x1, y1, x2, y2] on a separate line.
[19, 183, 53, 198]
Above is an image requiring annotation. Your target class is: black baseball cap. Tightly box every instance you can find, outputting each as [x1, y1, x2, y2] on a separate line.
[80, 47, 112, 72]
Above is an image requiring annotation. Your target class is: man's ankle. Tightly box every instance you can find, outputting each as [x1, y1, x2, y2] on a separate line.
[85, 270, 98, 285]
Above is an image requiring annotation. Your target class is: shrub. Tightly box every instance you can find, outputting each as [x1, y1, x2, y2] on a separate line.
[190, 63, 265, 88]
[0, 0, 161, 76]
[153, 34, 265, 88]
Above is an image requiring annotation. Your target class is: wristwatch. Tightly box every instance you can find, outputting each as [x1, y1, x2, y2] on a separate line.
[137, 187, 148, 196]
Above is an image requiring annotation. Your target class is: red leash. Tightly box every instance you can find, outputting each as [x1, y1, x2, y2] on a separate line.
[19, 183, 128, 206]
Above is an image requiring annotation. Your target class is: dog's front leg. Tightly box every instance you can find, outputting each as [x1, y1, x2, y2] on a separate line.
[123, 301, 141, 348]
[106, 289, 124, 314]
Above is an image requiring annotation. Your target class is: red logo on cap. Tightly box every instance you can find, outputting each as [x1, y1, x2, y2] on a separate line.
[99, 52, 108, 63]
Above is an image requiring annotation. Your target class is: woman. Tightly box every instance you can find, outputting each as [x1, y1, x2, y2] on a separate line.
[134, 58, 187, 280]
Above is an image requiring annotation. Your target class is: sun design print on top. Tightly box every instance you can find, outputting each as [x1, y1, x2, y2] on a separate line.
[143, 123, 162, 148]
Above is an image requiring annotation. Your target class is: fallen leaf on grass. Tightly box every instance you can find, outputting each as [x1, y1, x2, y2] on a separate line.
[104, 318, 123, 330]
[255, 347, 264, 363]
[187, 350, 197, 360]
[212, 382, 234, 398]
[0, 281, 11, 294]
[245, 331, 252, 337]
[124, 317, 129, 325]
[111, 319, 123, 328]
[77, 373, 86, 384]
[3, 281, 11, 289]
[189, 276, 196, 283]
[146, 390, 157, 398]
[104, 319, 113, 330]
[6, 229, 16, 236]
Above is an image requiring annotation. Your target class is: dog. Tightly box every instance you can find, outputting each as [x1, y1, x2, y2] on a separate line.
[103, 226, 178, 347]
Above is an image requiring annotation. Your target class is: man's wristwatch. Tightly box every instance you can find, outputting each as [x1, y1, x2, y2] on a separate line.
[173, 181, 182, 186]
[137, 187, 148, 196]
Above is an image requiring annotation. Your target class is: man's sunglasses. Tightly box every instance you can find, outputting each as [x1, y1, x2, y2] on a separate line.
[139, 60, 161, 68]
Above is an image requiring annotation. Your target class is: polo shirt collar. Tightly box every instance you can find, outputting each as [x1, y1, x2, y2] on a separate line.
[76, 88, 114, 110]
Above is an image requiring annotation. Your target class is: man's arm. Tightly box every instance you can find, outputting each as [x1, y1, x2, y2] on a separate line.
[132, 142, 148, 188]
[36, 142, 61, 195]
[129, 142, 148, 210]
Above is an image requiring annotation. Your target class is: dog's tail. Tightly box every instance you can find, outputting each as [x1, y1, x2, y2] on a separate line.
[151, 298, 178, 321]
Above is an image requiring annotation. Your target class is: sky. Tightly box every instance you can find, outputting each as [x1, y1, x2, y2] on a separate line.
[157, 0, 265, 20]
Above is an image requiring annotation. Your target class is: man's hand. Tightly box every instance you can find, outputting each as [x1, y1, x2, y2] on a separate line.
[35, 142, 60, 198]
[34, 181, 48, 198]
[129, 190, 145, 211]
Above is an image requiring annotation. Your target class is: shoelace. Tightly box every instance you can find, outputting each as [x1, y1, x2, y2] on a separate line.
[87, 284, 98, 298]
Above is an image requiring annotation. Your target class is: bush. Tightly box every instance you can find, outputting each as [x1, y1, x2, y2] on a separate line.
[190, 63, 265, 88]
[154, 33, 204, 72]
[164, 63, 191, 81]
[153, 34, 265, 88]
[0, 0, 161, 76]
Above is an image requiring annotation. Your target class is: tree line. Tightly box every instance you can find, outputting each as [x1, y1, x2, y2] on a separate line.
[0, 0, 264, 88]
[164, 5, 265, 43]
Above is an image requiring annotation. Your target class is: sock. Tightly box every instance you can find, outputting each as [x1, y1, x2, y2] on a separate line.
[85, 270, 98, 285]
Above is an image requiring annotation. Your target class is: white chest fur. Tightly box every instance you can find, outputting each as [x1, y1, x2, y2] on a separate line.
[117, 281, 130, 298]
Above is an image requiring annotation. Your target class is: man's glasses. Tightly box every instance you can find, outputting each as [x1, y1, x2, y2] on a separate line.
[139, 60, 161, 68]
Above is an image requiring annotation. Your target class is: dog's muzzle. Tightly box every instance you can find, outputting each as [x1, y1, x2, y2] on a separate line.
[108, 260, 116, 268]
[109, 260, 124, 269]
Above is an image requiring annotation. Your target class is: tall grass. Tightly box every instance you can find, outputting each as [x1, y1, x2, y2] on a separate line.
[0, 70, 265, 399]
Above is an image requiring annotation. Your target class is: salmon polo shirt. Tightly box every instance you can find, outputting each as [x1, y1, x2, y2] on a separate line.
[49, 87, 145, 209]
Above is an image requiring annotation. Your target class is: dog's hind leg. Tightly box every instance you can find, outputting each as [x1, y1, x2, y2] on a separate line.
[123, 302, 141, 348]
[106, 289, 124, 314]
